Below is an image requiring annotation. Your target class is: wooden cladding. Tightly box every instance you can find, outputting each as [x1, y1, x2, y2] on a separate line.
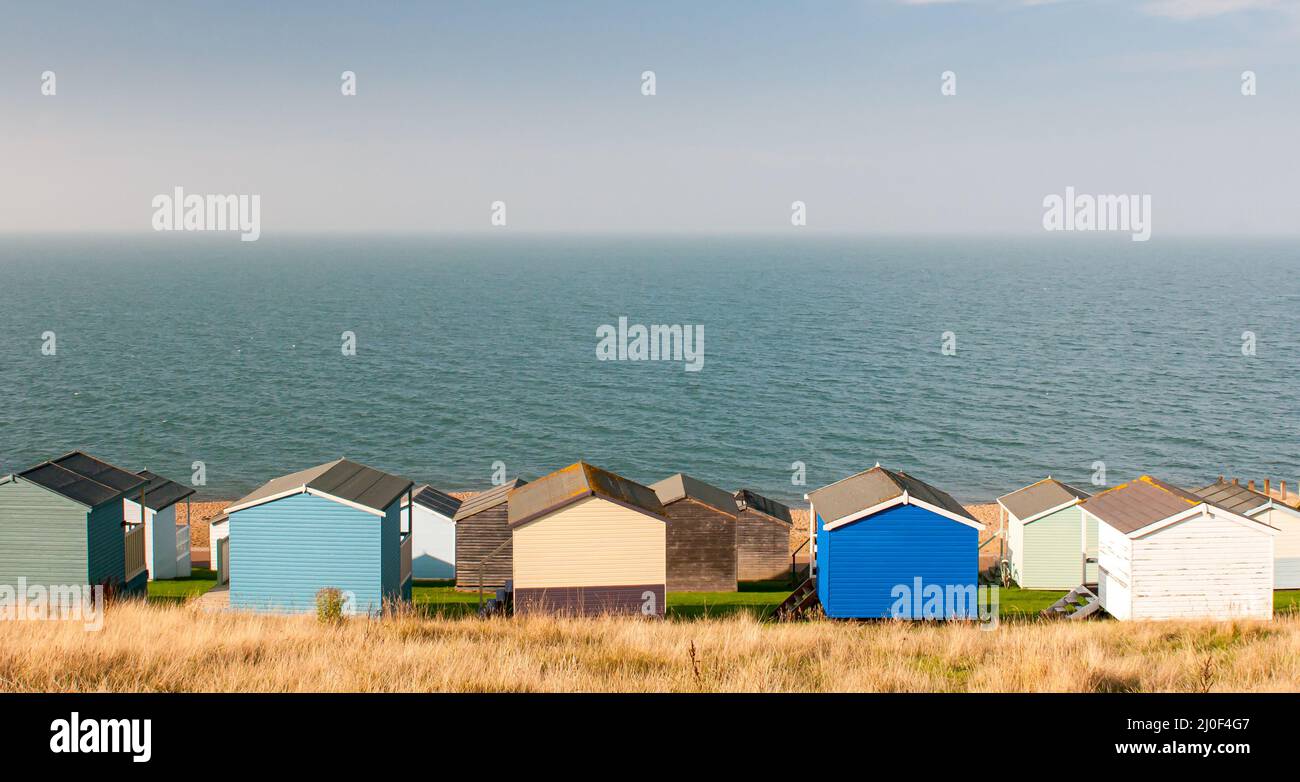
[664, 498, 737, 592]
[455, 502, 513, 591]
[736, 508, 790, 581]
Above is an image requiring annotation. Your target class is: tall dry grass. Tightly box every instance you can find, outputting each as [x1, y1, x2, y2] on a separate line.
[1, 601, 1297, 692]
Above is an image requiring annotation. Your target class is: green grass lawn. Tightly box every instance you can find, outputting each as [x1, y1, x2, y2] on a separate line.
[412, 580, 491, 618]
[412, 579, 799, 619]
[175, 576, 1300, 621]
[1276, 590, 1300, 614]
[146, 568, 218, 603]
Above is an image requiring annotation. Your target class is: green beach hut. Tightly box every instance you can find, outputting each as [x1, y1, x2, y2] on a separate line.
[997, 477, 1093, 589]
[0, 451, 150, 595]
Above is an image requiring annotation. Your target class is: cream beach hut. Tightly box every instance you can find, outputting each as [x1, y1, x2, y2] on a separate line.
[1083, 476, 1276, 621]
[997, 477, 1092, 589]
[508, 462, 667, 617]
[1194, 479, 1300, 589]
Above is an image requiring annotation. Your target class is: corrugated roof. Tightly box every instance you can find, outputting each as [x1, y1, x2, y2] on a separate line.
[998, 477, 1091, 521]
[135, 470, 197, 512]
[453, 479, 525, 521]
[228, 458, 412, 515]
[19, 451, 147, 508]
[806, 465, 975, 524]
[403, 484, 462, 518]
[734, 488, 793, 525]
[1192, 479, 1273, 516]
[650, 474, 739, 516]
[507, 462, 665, 527]
[1080, 475, 1207, 534]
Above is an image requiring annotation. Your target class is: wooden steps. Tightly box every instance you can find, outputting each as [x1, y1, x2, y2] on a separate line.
[1042, 585, 1101, 620]
[772, 577, 819, 620]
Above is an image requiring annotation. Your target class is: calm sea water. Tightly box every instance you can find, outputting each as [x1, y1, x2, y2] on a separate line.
[1, 234, 1297, 504]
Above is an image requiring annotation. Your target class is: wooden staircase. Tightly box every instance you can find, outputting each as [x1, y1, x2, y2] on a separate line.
[773, 578, 819, 620]
[1042, 585, 1101, 620]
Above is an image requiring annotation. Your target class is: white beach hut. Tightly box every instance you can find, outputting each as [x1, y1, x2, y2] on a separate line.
[400, 484, 462, 580]
[123, 470, 196, 580]
[1082, 476, 1277, 621]
[1194, 479, 1300, 589]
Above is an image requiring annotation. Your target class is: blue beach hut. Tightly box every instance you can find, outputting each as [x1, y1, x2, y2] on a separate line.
[224, 459, 414, 615]
[805, 465, 983, 619]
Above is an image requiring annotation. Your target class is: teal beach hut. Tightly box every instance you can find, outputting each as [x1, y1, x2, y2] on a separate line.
[0, 451, 150, 595]
[224, 459, 414, 615]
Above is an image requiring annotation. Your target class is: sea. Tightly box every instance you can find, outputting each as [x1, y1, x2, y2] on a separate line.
[1, 234, 1297, 505]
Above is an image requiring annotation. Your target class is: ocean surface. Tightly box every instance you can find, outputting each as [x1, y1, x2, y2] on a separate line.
[1, 234, 1297, 505]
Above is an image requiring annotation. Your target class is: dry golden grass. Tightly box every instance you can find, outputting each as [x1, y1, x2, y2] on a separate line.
[1, 601, 1298, 692]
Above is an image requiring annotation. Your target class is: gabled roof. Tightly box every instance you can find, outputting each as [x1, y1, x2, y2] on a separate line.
[403, 484, 462, 518]
[453, 479, 525, 521]
[135, 470, 197, 512]
[734, 488, 793, 525]
[998, 477, 1091, 522]
[18, 451, 147, 508]
[650, 474, 739, 517]
[1081, 475, 1211, 535]
[1192, 479, 1275, 517]
[806, 465, 978, 528]
[226, 458, 413, 516]
[507, 462, 665, 528]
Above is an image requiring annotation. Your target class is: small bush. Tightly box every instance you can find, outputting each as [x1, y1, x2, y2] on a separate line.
[316, 588, 346, 623]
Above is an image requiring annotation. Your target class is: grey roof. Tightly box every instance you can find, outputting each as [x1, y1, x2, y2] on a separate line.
[229, 458, 412, 514]
[998, 477, 1091, 521]
[453, 479, 525, 521]
[1080, 476, 1207, 534]
[650, 474, 739, 516]
[508, 462, 665, 527]
[734, 488, 794, 525]
[136, 470, 197, 512]
[806, 465, 975, 524]
[19, 451, 147, 508]
[1192, 479, 1273, 516]
[403, 484, 462, 518]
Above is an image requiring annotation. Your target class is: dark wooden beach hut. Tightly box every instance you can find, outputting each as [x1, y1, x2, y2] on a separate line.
[453, 478, 526, 591]
[733, 488, 794, 582]
[650, 473, 740, 592]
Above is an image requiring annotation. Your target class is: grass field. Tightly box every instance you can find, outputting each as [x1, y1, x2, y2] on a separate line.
[4, 599, 1300, 692]
[146, 568, 219, 603]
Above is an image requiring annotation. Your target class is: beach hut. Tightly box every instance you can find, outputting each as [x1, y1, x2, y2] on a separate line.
[651, 473, 739, 592]
[0, 451, 149, 594]
[399, 484, 461, 580]
[209, 511, 230, 584]
[1194, 478, 1300, 589]
[124, 470, 196, 580]
[733, 488, 794, 582]
[453, 478, 526, 591]
[1083, 476, 1276, 621]
[805, 465, 983, 619]
[509, 462, 667, 617]
[224, 458, 413, 615]
[997, 477, 1093, 589]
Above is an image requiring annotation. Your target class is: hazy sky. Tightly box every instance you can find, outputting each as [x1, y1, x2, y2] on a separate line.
[2, 0, 1298, 234]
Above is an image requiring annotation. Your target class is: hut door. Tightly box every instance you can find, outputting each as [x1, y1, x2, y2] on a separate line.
[217, 537, 230, 584]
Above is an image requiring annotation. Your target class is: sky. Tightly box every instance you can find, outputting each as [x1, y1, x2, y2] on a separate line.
[1, 0, 1297, 235]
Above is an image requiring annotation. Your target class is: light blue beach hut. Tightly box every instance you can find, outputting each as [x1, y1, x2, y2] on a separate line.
[224, 459, 413, 615]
